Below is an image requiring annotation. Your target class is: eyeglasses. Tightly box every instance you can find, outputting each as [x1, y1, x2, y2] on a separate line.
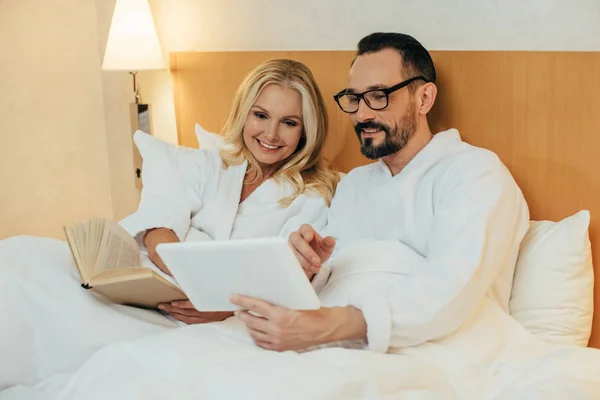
[333, 76, 429, 113]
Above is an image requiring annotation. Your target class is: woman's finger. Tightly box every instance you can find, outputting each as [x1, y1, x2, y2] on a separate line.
[171, 300, 195, 309]
[166, 311, 211, 324]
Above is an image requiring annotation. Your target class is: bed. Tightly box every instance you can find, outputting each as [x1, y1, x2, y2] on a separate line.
[171, 50, 600, 350]
[1, 50, 600, 399]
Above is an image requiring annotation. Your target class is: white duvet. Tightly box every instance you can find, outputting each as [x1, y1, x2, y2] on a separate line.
[1, 236, 600, 400]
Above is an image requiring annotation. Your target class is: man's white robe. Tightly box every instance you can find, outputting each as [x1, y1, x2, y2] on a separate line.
[320, 129, 530, 352]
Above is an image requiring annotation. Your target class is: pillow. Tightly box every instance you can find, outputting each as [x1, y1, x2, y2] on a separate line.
[195, 123, 225, 149]
[124, 131, 201, 241]
[509, 210, 594, 347]
[133, 129, 197, 186]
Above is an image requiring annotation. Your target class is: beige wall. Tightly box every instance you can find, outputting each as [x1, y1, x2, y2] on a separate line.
[95, 0, 141, 221]
[0, 0, 145, 240]
[0, 0, 115, 240]
[2, 0, 599, 240]
[143, 0, 600, 146]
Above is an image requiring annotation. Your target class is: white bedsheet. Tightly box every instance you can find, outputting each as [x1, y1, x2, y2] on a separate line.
[1, 236, 600, 400]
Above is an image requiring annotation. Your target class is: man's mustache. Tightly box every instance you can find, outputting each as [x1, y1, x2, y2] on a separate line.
[354, 121, 389, 136]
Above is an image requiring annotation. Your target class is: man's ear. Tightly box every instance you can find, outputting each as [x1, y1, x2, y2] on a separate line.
[418, 82, 438, 115]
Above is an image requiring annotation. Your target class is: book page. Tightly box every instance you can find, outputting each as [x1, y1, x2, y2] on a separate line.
[64, 222, 90, 284]
[94, 219, 141, 276]
[86, 218, 103, 275]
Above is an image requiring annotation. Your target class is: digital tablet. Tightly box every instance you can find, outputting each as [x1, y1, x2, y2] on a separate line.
[155, 237, 321, 311]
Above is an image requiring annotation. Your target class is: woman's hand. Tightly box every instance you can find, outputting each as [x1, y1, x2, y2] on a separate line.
[158, 300, 234, 324]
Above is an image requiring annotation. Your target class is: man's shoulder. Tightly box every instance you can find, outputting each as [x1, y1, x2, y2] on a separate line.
[435, 138, 518, 192]
[444, 140, 502, 169]
[449, 139, 511, 177]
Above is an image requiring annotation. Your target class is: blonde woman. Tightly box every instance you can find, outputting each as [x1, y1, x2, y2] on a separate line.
[0, 59, 339, 390]
[121, 59, 340, 324]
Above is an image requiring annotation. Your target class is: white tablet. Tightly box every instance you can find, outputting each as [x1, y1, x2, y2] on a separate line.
[155, 237, 320, 311]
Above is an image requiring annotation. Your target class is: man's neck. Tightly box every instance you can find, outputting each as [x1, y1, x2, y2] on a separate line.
[381, 128, 433, 176]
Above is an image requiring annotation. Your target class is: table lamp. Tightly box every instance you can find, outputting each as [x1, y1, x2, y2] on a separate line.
[101, 0, 165, 187]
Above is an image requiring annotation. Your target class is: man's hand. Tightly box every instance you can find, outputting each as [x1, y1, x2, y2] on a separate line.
[158, 300, 234, 324]
[230, 294, 367, 352]
[289, 224, 336, 278]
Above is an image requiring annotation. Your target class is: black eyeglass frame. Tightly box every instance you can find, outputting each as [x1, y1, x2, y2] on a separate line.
[333, 76, 430, 113]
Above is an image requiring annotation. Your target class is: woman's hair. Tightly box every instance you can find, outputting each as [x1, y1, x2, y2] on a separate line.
[219, 58, 340, 206]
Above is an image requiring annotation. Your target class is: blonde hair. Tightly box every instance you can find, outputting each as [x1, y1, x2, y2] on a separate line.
[219, 59, 340, 206]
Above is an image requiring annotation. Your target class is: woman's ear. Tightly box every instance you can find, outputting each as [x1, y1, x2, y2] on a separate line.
[418, 82, 438, 115]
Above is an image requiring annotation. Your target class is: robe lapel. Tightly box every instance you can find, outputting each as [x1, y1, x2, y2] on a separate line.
[374, 129, 463, 241]
[212, 160, 248, 240]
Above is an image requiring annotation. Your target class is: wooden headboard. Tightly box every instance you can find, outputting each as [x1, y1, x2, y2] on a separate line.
[170, 51, 600, 348]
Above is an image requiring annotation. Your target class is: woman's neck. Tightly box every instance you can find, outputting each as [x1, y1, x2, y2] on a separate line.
[260, 162, 280, 178]
[245, 163, 276, 185]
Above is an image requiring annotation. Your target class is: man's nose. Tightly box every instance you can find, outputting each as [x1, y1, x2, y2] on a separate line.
[355, 99, 376, 123]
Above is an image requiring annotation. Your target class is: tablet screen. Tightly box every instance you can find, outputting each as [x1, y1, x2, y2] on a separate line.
[156, 237, 320, 311]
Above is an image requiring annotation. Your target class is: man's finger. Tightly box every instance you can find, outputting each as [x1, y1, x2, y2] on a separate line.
[248, 328, 273, 344]
[254, 340, 277, 351]
[289, 232, 320, 266]
[291, 247, 317, 274]
[230, 295, 274, 317]
[320, 236, 336, 255]
[236, 310, 271, 333]
[298, 224, 315, 243]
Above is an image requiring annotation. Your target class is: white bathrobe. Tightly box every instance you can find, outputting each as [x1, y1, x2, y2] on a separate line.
[120, 147, 329, 244]
[0, 148, 329, 389]
[319, 129, 530, 353]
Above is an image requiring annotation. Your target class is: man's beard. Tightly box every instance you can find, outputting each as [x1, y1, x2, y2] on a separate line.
[354, 104, 417, 160]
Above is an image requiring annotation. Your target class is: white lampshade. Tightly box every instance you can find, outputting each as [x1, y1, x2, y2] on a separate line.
[102, 0, 165, 71]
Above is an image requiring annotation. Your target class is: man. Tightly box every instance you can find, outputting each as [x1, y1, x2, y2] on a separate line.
[231, 32, 529, 353]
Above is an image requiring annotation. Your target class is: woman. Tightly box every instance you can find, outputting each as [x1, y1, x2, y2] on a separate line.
[0, 59, 339, 390]
[121, 58, 339, 324]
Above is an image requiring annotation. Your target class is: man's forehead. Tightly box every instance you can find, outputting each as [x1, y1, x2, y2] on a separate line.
[348, 49, 404, 91]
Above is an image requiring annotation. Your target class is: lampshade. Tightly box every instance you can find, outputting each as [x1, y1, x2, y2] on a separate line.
[102, 0, 164, 71]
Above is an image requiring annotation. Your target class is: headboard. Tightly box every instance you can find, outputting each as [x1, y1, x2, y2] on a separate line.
[170, 51, 600, 348]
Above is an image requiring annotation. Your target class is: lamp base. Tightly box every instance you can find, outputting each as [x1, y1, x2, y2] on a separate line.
[129, 103, 153, 190]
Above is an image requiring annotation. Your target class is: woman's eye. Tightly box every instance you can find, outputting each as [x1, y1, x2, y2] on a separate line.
[254, 112, 267, 119]
[283, 120, 297, 127]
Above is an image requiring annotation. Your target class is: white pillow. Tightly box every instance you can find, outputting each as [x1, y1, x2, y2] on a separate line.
[125, 131, 202, 241]
[509, 210, 594, 347]
[195, 123, 224, 149]
[132, 130, 199, 195]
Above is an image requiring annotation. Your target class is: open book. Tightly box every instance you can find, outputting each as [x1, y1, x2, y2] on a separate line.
[64, 217, 186, 309]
